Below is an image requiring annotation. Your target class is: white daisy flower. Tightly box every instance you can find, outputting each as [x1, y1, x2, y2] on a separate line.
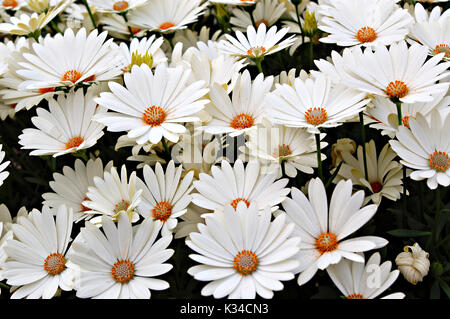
[98, 13, 146, 40]
[0, 0, 27, 11]
[198, 70, 273, 136]
[327, 252, 405, 299]
[187, 203, 301, 299]
[0, 144, 10, 187]
[82, 165, 142, 224]
[317, 0, 413, 47]
[135, 161, 194, 236]
[389, 110, 450, 189]
[366, 93, 450, 138]
[209, 0, 257, 5]
[18, 88, 106, 157]
[88, 0, 148, 13]
[218, 23, 295, 60]
[127, 0, 208, 33]
[172, 26, 223, 53]
[0, 37, 29, 76]
[330, 41, 450, 103]
[3, 205, 75, 299]
[94, 64, 209, 145]
[409, 3, 450, 60]
[16, 28, 122, 91]
[333, 140, 404, 205]
[119, 35, 167, 73]
[192, 159, 290, 212]
[240, 119, 327, 178]
[280, 178, 388, 286]
[42, 158, 113, 223]
[68, 213, 174, 299]
[230, 0, 286, 32]
[265, 73, 370, 134]
[0, 204, 14, 282]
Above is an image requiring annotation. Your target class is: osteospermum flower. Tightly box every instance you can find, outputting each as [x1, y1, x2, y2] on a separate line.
[389, 111, 450, 189]
[3, 205, 75, 299]
[98, 13, 146, 40]
[119, 36, 167, 73]
[327, 252, 405, 299]
[265, 73, 370, 133]
[192, 159, 290, 212]
[42, 158, 113, 222]
[0, 0, 27, 10]
[127, 0, 207, 33]
[82, 165, 142, 224]
[280, 178, 388, 286]
[333, 140, 404, 205]
[317, 0, 413, 47]
[68, 213, 174, 299]
[0, 144, 10, 187]
[16, 28, 122, 91]
[187, 204, 301, 299]
[18, 88, 106, 157]
[88, 0, 148, 13]
[240, 119, 327, 178]
[218, 23, 295, 60]
[198, 70, 273, 136]
[94, 64, 209, 145]
[230, 0, 286, 32]
[135, 161, 194, 236]
[331, 41, 450, 103]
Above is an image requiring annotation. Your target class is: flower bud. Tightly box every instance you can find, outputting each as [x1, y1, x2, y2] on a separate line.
[303, 11, 318, 37]
[331, 138, 356, 167]
[395, 243, 430, 285]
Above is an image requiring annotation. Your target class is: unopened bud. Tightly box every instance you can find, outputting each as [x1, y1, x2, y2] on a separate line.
[395, 243, 430, 285]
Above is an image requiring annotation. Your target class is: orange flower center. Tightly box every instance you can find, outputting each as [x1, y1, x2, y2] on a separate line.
[112, 260, 135, 283]
[233, 250, 258, 276]
[371, 182, 382, 193]
[81, 196, 90, 212]
[356, 26, 377, 43]
[39, 87, 55, 94]
[113, 1, 129, 11]
[230, 113, 254, 130]
[305, 107, 328, 126]
[428, 151, 449, 172]
[65, 136, 84, 150]
[84, 74, 96, 82]
[255, 19, 268, 28]
[247, 46, 266, 57]
[347, 293, 364, 299]
[230, 198, 250, 210]
[434, 44, 450, 58]
[131, 27, 141, 35]
[159, 22, 175, 30]
[2, 0, 18, 8]
[277, 144, 292, 157]
[315, 232, 338, 254]
[114, 199, 130, 214]
[62, 70, 82, 83]
[386, 80, 408, 99]
[401, 115, 415, 129]
[152, 201, 173, 222]
[44, 253, 66, 275]
[143, 105, 166, 127]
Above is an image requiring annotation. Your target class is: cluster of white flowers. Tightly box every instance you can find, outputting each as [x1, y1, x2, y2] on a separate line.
[0, 0, 446, 299]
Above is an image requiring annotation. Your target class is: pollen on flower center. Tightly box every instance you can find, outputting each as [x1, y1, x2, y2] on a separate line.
[65, 136, 84, 150]
[371, 182, 382, 193]
[112, 260, 135, 283]
[233, 250, 258, 276]
[230, 198, 250, 210]
[356, 26, 377, 43]
[277, 144, 292, 157]
[428, 151, 449, 172]
[62, 70, 82, 83]
[305, 107, 328, 126]
[152, 201, 173, 222]
[44, 253, 66, 275]
[159, 22, 175, 30]
[434, 44, 450, 58]
[2, 0, 18, 8]
[230, 113, 254, 130]
[114, 199, 130, 214]
[315, 232, 338, 254]
[113, 1, 129, 11]
[386, 80, 409, 99]
[247, 46, 266, 57]
[143, 105, 166, 127]
[347, 293, 364, 299]
[402, 115, 415, 129]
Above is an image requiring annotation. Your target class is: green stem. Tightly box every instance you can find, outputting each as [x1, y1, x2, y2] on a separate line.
[81, 0, 97, 29]
[254, 58, 263, 74]
[309, 38, 314, 69]
[161, 138, 171, 160]
[359, 112, 369, 181]
[315, 133, 323, 181]
[120, 11, 134, 39]
[295, 3, 305, 44]
[0, 282, 10, 290]
[395, 99, 403, 126]
[395, 99, 407, 225]
[433, 186, 442, 244]
[50, 21, 63, 34]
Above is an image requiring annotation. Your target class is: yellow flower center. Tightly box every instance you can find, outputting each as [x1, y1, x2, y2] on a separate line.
[315, 232, 338, 255]
[233, 250, 258, 276]
[62, 70, 82, 83]
[112, 260, 135, 283]
[125, 51, 153, 72]
[230, 198, 250, 210]
[113, 1, 129, 11]
[434, 44, 450, 58]
[44, 253, 66, 275]
[65, 136, 84, 150]
[230, 113, 254, 130]
[428, 151, 449, 172]
[305, 107, 328, 126]
[152, 201, 172, 222]
[142, 105, 166, 127]
[356, 26, 377, 43]
[277, 144, 292, 157]
[386, 80, 409, 99]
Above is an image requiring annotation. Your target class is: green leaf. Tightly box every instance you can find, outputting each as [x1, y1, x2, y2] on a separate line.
[387, 229, 431, 237]
[430, 280, 441, 299]
[439, 279, 450, 299]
